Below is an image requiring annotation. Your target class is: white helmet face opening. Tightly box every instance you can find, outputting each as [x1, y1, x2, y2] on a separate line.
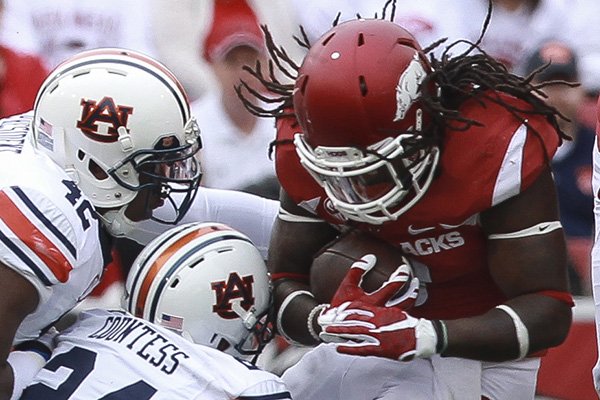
[32, 48, 202, 227]
[124, 222, 274, 361]
[295, 133, 440, 224]
[107, 118, 203, 225]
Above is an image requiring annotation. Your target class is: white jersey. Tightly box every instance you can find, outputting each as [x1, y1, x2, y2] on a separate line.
[22, 309, 292, 400]
[0, 113, 109, 344]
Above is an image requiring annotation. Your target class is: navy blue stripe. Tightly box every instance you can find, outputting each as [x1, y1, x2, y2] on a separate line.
[148, 235, 254, 322]
[238, 392, 292, 400]
[11, 187, 77, 258]
[127, 229, 184, 313]
[0, 229, 52, 286]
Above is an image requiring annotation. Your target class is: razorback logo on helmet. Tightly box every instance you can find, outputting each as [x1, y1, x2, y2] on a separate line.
[211, 272, 255, 319]
[394, 53, 426, 122]
[77, 97, 134, 142]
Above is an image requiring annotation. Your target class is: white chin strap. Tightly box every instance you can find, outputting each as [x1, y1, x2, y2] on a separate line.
[99, 206, 141, 238]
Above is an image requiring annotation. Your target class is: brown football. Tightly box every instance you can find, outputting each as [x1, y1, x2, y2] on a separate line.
[310, 229, 411, 304]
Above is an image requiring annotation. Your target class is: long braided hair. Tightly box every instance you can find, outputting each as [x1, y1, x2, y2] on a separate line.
[236, 0, 573, 161]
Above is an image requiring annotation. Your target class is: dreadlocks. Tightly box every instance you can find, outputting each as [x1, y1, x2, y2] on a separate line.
[236, 0, 572, 160]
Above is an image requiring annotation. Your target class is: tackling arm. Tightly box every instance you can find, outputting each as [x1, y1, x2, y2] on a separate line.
[269, 190, 338, 345]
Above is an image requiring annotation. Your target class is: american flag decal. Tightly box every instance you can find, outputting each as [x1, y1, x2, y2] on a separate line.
[160, 313, 184, 331]
[37, 117, 55, 151]
[39, 117, 53, 136]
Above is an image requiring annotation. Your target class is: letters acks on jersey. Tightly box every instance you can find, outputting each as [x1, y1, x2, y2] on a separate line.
[277, 92, 559, 320]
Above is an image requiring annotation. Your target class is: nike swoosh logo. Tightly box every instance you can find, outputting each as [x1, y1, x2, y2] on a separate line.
[538, 223, 551, 231]
[408, 225, 435, 235]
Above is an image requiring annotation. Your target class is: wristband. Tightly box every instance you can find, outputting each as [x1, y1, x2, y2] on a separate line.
[13, 340, 52, 361]
[431, 319, 448, 354]
[307, 304, 329, 342]
[414, 319, 438, 358]
[276, 290, 314, 345]
[488, 221, 562, 240]
[496, 305, 529, 360]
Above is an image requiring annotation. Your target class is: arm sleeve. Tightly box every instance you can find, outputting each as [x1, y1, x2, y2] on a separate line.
[129, 188, 278, 260]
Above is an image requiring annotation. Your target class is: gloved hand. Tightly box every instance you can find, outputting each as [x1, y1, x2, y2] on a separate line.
[327, 254, 419, 310]
[317, 254, 442, 361]
[318, 301, 439, 361]
[8, 327, 60, 400]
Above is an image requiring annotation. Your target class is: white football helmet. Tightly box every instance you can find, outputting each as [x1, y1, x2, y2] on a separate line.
[32, 48, 202, 236]
[124, 222, 273, 361]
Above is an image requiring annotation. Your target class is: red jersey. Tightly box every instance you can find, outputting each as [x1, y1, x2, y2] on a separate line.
[276, 92, 560, 320]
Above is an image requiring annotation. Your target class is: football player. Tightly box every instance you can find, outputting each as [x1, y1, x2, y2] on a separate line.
[0, 48, 202, 400]
[241, 16, 574, 400]
[20, 222, 291, 399]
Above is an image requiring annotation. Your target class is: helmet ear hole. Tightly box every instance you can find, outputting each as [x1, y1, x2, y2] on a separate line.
[217, 338, 231, 352]
[88, 158, 109, 180]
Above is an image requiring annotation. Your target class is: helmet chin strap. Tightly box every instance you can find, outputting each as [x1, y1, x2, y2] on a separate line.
[99, 206, 141, 238]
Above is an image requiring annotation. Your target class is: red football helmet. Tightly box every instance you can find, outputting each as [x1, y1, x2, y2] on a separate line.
[293, 19, 440, 224]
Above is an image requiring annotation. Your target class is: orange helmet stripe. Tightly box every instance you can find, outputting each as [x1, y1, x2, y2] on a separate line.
[134, 224, 232, 318]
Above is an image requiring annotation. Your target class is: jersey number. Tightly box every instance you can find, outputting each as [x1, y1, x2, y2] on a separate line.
[20, 347, 157, 399]
[62, 180, 98, 231]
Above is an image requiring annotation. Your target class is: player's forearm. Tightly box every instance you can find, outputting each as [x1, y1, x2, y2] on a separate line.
[442, 294, 572, 362]
[273, 279, 322, 346]
[268, 210, 338, 345]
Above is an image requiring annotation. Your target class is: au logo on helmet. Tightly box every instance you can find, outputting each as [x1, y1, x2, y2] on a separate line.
[211, 272, 255, 319]
[77, 96, 134, 142]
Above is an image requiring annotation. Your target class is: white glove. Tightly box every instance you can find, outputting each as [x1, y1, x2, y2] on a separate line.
[8, 327, 59, 400]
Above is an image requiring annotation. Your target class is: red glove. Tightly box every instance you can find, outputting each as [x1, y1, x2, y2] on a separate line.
[317, 254, 444, 361]
[328, 254, 419, 309]
[318, 302, 440, 361]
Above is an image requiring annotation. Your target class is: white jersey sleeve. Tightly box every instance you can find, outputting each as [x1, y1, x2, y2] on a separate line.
[0, 113, 109, 344]
[21, 309, 291, 400]
[128, 187, 279, 259]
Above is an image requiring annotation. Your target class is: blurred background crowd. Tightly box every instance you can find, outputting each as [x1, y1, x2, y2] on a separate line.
[0, 0, 599, 398]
